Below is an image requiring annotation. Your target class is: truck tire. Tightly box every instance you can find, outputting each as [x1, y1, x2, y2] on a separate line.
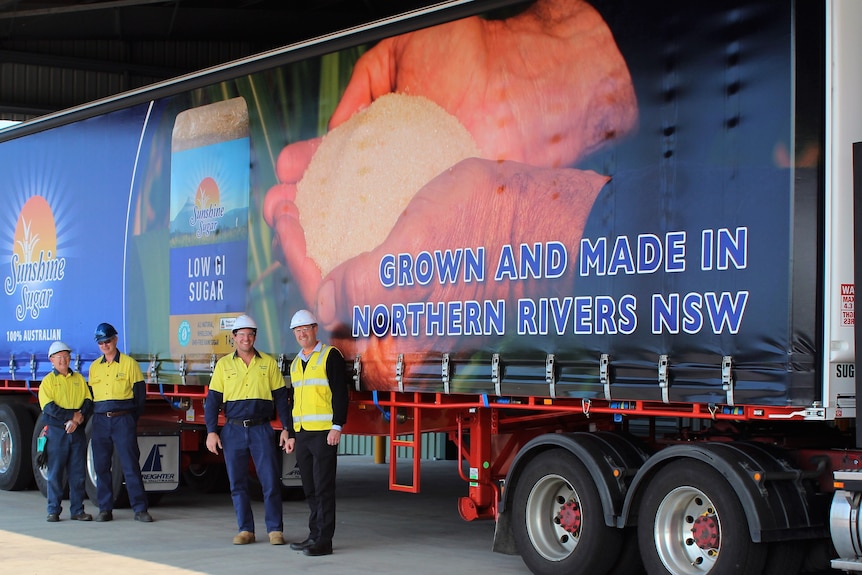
[183, 462, 229, 493]
[31, 412, 68, 498]
[83, 420, 130, 508]
[637, 459, 767, 575]
[613, 527, 647, 575]
[0, 403, 36, 490]
[512, 448, 622, 575]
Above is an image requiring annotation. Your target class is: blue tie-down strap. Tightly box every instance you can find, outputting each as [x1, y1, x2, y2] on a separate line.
[372, 390, 391, 422]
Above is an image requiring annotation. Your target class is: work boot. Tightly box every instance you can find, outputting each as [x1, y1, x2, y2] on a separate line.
[303, 540, 333, 556]
[269, 531, 285, 545]
[289, 538, 315, 551]
[95, 511, 113, 522]
[134, 511, 153, 522]
[232, 531, 255, 545]
[46, 513, 60, 522]
[71, 512, 93, 521]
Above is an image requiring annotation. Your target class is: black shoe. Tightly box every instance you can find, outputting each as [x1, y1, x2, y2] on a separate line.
[46, 513, 60, 522]
[303, 541, 333, 556]
[289, 538, 315, 551]
[71, 512, 93, 521]
[95, 511, 113, 522]
[134, 511, 153, 522]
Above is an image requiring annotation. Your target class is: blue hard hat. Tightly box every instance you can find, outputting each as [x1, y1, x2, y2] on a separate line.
[94, 322, 118, 343]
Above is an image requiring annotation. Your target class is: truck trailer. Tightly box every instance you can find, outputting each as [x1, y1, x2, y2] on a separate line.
[0, 1, 861, 574]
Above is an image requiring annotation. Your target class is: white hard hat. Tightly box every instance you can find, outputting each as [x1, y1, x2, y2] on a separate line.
[290, 309, 318, 329]
[48, 341, 72, 357]
[232, 314, 258, 333]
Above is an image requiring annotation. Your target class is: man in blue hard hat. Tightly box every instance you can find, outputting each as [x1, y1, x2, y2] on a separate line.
[285, 309, 349, 557]
[38, 341, 93, 522]
[88, 322, 153, 523]
[205, 314, 292, 545]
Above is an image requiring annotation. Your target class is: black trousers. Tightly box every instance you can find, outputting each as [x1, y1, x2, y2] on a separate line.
[295, 429, 338, 543]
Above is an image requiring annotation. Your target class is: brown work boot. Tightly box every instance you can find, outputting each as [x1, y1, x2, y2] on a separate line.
[269, 531, 285, 545]
[232, 531, 256, 545]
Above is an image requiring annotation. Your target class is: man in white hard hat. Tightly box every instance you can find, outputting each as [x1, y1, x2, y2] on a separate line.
[205, 314, 292, 545]
[285, 309, 349, 557]
[38, 341, 93, 522]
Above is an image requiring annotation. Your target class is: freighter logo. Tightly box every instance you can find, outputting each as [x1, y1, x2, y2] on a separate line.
[189, 176, 224, 239]
[141, 442, 177, 484]
[142, 443, 166, 472]
[3, 196, 65, 321]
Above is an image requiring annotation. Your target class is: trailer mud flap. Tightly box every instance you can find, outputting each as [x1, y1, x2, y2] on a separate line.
[138, 434, 180, 492]
[492, 509, 518, 555]
[281, 449, 302, 488]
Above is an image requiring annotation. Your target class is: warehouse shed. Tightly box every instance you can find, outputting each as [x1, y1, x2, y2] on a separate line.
[0, 0, 444, 121]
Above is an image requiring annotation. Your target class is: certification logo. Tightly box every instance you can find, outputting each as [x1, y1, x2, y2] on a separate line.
[177, 320, 191, 346]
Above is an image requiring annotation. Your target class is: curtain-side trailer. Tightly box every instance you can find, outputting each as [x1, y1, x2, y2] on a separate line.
[0, 1, 861, 574]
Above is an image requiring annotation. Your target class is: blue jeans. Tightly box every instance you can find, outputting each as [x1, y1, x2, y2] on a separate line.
[46, 424, 87, 516]
[222, 422, 283, 534]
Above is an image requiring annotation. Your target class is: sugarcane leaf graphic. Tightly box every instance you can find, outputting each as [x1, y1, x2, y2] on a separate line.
[16, 219, 40, 262]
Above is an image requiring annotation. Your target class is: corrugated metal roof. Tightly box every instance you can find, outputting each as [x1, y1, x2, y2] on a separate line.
[0, 0, 451, 121]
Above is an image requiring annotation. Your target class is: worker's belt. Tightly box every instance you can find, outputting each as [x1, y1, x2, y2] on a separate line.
[103, 410, 130, 418]
[227, 418, 269, 428]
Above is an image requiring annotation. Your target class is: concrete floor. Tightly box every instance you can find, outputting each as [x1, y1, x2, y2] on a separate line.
[0, 456, 531, 575]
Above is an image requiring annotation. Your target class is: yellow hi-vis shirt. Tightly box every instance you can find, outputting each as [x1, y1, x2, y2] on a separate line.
[209, 350, 285, 401]
[88, 353, 144, 402]
[39, 370, 92, 410]
[290, 345, 335, 432]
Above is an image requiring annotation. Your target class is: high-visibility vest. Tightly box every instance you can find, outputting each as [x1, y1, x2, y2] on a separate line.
[290, 345, 334, 431]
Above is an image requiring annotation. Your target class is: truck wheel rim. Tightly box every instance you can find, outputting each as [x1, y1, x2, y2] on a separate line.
[654, 485, 720, 574]
[0, 422, 11, 474]
[525, 473, 579, 561]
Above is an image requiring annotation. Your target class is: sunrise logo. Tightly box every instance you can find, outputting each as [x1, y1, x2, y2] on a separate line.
[188, 176, 225, 239]
[3, 196, 65, 321]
